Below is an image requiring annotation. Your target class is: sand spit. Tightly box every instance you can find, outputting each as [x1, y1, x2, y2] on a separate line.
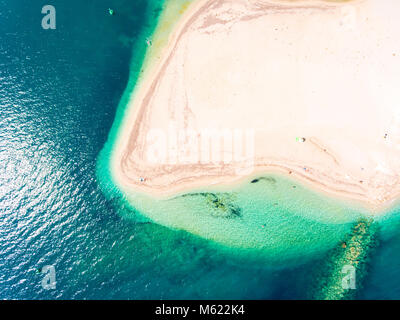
[112, 0, 400, 212]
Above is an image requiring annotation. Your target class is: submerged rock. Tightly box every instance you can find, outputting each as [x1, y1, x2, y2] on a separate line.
[310, 218, 379, 300]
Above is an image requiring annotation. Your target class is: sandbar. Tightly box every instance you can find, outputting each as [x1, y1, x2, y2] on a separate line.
[112, 0, 400, 212]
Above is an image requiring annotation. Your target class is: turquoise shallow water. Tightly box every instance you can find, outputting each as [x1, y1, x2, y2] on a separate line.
[112, 175, 367, 260]
[1, 0, 400, 299]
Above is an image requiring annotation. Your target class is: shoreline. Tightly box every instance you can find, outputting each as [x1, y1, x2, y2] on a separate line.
[121, 161, 400, 215]
[110, 0, 400, 214]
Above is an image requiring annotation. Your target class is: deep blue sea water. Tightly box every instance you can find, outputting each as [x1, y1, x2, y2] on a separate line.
[1, 0, 400, 299]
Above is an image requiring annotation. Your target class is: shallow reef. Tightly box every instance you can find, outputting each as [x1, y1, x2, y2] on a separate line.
[310, 218, 379, 300]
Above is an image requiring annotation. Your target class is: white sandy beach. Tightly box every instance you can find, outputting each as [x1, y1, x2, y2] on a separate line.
[112, 0, 400, 212]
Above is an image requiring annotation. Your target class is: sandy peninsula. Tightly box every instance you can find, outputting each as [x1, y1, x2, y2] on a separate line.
[112, 0, 400, 212]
